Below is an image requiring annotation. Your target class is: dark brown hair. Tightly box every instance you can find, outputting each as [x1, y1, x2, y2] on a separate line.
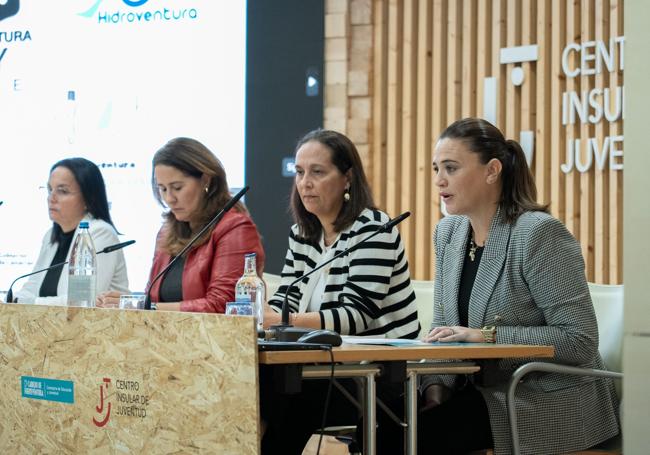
[439, 118, 548, 222]
[290, 129, 375, 242]
[152, 137, 246, 255]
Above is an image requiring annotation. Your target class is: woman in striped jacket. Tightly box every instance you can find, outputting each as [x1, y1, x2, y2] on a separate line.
[261, 129, 419, 454]
[264, 128, 419, 338]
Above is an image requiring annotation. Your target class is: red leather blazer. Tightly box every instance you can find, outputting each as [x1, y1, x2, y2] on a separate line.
[147, 210, 265, 313]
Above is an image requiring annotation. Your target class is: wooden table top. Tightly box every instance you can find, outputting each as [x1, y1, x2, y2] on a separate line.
[258, 342, 554, 364]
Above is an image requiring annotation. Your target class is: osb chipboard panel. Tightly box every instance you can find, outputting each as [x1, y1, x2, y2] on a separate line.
[0, 304, 259, 454]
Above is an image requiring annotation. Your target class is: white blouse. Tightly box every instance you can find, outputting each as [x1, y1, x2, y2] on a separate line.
[15, 217, 130, 304]
[306, 234, 339, 313]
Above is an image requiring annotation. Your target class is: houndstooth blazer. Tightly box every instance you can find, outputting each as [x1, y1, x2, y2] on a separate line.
[423, 208, 620, 455]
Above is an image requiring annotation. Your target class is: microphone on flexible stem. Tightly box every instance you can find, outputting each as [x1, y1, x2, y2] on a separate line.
[267, 211, 411, 343]
[4, 239, 136, 304]
[99, 239, 135, 253]
[143, 186, 250, 310]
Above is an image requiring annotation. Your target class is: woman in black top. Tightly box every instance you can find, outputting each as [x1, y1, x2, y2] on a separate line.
[12, 158, 129, 304]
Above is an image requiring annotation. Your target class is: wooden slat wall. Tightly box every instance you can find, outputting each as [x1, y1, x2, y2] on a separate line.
[609, 0, 623, 284]
[326, 0, 624, 284]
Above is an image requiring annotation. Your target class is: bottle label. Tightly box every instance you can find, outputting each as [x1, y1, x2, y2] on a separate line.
[68, 275, 96, 307]
[225, 302, 253, 316]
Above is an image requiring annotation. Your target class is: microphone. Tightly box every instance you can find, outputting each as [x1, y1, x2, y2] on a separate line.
[4, 239, 136, 304]
[382, 211, 410, 231]
[98, 239, 135, 254]
[143, 186, 250, 310]
[269, 211, 411, 343]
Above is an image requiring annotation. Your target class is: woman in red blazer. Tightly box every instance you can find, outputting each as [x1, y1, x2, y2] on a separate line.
[98, 137, 264, 313]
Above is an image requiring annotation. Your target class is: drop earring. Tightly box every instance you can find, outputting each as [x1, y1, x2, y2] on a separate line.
[204, 186, 209, 194]
[343, 189, 350, 202]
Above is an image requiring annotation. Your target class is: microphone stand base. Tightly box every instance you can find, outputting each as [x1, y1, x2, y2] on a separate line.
[268, 324, 312, 342]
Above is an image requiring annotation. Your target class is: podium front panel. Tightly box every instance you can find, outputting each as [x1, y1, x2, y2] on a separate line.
[0, 304, 259, 453]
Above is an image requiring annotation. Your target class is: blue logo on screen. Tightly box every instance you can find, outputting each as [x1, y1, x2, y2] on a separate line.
[79, 0, 150, 18]
[78, 0, 198, 24]
[0, 0, 20, 22]
[122, 0, 149, 6]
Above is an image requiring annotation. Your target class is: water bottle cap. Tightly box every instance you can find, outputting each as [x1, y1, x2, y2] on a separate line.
[79, 221, 89, 229]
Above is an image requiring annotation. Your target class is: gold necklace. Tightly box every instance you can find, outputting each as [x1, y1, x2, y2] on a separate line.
[469, 239, 478, 262]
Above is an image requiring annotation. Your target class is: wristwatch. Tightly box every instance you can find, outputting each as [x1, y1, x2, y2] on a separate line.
[480, 326, 496, 343]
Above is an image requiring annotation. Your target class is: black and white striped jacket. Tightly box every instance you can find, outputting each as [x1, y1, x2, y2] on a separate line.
[269, 208, 420, 339]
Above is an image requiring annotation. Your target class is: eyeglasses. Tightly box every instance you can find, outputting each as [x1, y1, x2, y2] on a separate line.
[40, 186, 80, 198]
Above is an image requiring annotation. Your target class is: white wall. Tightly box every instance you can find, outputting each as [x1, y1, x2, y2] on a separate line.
[0, 1, 247, 292]
[623, 2, 650, 453]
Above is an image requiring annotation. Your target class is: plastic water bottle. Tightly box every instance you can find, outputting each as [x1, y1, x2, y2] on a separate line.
[234, 253, 265, 330]
[67, 221, 97, 307]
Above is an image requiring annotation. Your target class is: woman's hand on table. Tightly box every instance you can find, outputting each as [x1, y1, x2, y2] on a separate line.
[96, 291, 122, 308]
[263, 304, 281, 329]
[423, 326, 483, 343]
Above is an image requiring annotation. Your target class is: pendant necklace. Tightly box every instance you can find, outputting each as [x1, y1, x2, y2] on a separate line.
[469, 238, 478, 262]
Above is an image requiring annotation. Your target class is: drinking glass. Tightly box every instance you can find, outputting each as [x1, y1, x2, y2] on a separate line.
[119, 294, 146, 310]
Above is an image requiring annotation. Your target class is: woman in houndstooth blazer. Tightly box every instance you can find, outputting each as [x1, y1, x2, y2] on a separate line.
[378, 118, 620, 454]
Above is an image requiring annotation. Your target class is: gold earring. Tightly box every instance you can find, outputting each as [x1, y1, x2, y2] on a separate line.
[344, 190, 350, 202]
